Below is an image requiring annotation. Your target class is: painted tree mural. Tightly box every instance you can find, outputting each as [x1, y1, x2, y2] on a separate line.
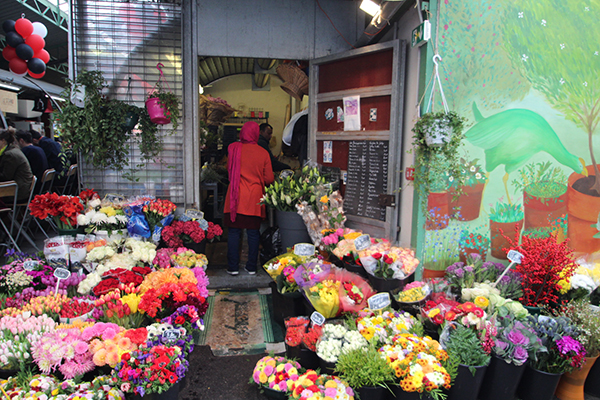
[503, 0, 600, 194]
[437, 0, 530, 116]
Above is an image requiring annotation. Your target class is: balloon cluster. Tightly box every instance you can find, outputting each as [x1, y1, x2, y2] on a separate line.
[2, 17, 49, 79]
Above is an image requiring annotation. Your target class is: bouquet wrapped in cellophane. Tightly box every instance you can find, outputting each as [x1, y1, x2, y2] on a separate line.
[262, 252, 305, 281]
[293, 259, 333, 290]
[301, 274, 341, 318]
[334, 268, 375, 313]
[358, 241, 420, 280]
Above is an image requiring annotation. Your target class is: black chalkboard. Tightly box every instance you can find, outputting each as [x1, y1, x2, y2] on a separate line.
[344, 141, 388, 221]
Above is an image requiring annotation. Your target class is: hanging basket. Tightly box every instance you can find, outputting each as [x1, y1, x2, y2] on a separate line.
[146, 97, 171, 125]
[424, 117, 454, 147]
[276, 63, 309, 101]
[123, 110, 139, 131]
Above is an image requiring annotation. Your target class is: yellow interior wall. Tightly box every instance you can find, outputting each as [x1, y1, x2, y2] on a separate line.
[205, 74, 293, 156]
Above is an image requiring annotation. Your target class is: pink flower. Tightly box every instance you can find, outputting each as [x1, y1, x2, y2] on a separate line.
[74, 341, 89, 355]
[121, 382, 131, 392]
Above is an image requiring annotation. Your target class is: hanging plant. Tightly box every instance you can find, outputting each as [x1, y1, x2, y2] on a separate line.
[145, 63, 180, 137]
[53, 69, 165, 172]
[411, 110, 467, 216]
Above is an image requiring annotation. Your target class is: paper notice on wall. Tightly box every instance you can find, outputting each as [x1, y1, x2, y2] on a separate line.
[323, 141, 333, 163]
[343, 95, 361, 131]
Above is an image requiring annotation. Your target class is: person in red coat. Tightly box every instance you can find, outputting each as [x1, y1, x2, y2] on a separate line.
[223, 121, 274, 275]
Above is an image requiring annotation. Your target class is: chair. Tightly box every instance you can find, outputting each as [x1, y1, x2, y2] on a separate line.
[14, 176, 39, 251]
[0, 181, 21, 253]
[55, 164, 78, 195]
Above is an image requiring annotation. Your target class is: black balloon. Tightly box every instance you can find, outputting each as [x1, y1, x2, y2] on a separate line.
[2, 20, 15, 34]
[6, 31, 24, 48]
[27, 57, 46, 74]
[16, 43, 33, 61]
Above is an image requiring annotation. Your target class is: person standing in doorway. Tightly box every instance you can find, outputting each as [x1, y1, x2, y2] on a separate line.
[223, 121, 274, 275]
[258, 123, 291, 173]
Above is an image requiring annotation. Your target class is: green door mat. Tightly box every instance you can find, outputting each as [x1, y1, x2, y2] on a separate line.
[196, 290, 275, 356]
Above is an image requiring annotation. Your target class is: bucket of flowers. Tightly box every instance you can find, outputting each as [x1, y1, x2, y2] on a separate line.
[289, 370, 355, 400]
[284, 316, 322, 370]
[29, 192, 84, 235]
[250, 355, 302, 399]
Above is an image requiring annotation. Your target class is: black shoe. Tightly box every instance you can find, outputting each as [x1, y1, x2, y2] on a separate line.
[226, 270, 239, 276]
[244, 267, 256, 275]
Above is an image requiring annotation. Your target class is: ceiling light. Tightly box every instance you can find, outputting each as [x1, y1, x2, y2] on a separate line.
[0, 82, 20, 92]
[360, 0, 381, 17]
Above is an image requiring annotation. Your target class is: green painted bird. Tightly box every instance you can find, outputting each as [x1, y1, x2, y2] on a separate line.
[465, 102, 588, 202]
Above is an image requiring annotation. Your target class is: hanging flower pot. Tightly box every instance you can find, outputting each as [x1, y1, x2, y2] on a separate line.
[423, 115, 454, 147]
[145, 96, 171, 125]
[123, 109, 140, 131]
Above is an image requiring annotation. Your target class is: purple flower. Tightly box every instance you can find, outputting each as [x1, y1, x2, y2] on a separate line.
[496, 340, 508, 351]
[513, 346, 528, 364]
[464, 265, 474, 273]
[557, 336, 586, 356]
[454, 268, 465, 278]
[507, 329, 529, 346]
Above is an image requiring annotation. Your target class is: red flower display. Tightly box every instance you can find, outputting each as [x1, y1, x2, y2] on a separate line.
[161, 220, 205, 248]
[29, 193, 84, 228]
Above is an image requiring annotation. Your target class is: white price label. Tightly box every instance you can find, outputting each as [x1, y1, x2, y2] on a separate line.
[367, 293, 391, 310]
[185, 209, 204, 220]
[23, 260, 38, 271]
[310, 312, 326, 326]
[507, 250, 523, 264]
[163, 329, 181, 342]
[279, 169, 294, 179]
[354, 234, 371, 251]
[54, 268, 71, 280]
[294, 243, 315, 257]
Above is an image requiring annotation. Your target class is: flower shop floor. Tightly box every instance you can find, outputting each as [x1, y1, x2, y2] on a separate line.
[17, 234, 600, 400]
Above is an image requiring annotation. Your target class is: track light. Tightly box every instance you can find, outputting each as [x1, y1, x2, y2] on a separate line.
[360, 0, 381, 17]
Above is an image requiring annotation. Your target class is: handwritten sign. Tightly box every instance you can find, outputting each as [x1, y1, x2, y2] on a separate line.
[368, 293, 391, 310]
[54, 268, 71, 295]
[163, 329, 181, 343]
[354, 234, 371, 251]
[104, 193, 125, 202]
[23, 260, 39, 271]
[185, 209, 204, 220]
[507, 250, 523, 264]
[294, 243, 315, 257]
[310, 312, 326, 326]
[279, 169, 294, 179]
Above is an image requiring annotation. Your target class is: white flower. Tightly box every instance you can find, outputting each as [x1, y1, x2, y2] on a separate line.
[518, 11, 524, 18]
[585, 6, 590, 11]
[89, 198, 102, 208]
[475, 173, 482, 180]
[560, 43, 566, 49]
[470, 166, 476, 172]
[584, 81, 588, 87]
[107, 216, 118, 225]
[448, 176, 454, 182]
[541, 19, 546, 26]
[595, 51, 599, 56]
[91, 213, 108, 224]
[571, 274, 598, 292]
[560, 78, 565, 85]
[77, 214, 88, 226]
[522, 54, 528, 62]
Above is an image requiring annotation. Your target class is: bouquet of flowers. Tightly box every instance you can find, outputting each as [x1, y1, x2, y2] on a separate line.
[89, 327, 140, 368]
[490, 305, 542, 366]
[2, 374, 125, 400]
[170, 248, 208, 269]
[394, 281, 430, 304]
[29, 193, 84, 229]
[293, 260, 332, 289]
[33, 327, 97, 378]
[285, 317, 323, 351]
[552, 299, 600, 358]
[526, 314, 585, 374]
[296, 190, 345, 247]
[79, 188, 99, 206]
[316, 323, 368, 363]
[359, 245, 420, 280]
[461, 282, 529, 319]
[289, 370, 354, 400]
[161, 219, 205, 248]
[303, 278, 341, 319]
[111, 344, 187, 396]
[421, 294, 461, 327]
[355, 309, 421, 343]
[331, 230, 363, 262]
[334, 268, 375, 313]
[145, 322, 194, 357]
[0, 313, 56, 371]
[260, 165, 327, 212]
[439, 301, 488, 330]
[251, 355, 302, 393]
[379, 333, 454, 400]
[161, 304, 204, 333]
[142, 198, 177, 241]
[77, 205, 128, 236]
[263, 252, 304, 281]
[95, 287, 146, 329]
[277, 262, 301, 294]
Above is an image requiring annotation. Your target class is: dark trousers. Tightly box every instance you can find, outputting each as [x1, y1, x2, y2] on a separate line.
[227, 227, 260, 272]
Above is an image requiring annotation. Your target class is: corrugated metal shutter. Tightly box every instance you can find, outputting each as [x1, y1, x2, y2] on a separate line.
[71, 0, 184, 202]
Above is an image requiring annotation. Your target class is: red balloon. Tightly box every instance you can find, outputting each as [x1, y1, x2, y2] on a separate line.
[9, 57, 28, 74]
[2, 46, 17, 61]
[28, 70, 45, 79]
[25, 34, 44, 53]
[34, 49, 50, 64]
[14, 18, 33, 39]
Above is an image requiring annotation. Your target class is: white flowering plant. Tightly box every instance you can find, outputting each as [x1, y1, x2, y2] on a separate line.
[260, 165, 327, 212]
[77, 205, 128, 236]
[452, 158, 487, 188]
[316, 323, 368, 363]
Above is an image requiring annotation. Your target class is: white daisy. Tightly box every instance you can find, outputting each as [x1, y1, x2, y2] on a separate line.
[560, 78, 565, 85]
[518, 12, 524, 18]
[541, 19, 546, 26]
[522, 54, 528, 62]
[584, 82, 588, 87]
[560, 43, 566, 49]
[470, 166, 476, 172]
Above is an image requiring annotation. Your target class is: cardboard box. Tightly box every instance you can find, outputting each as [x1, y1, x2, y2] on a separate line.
[0, 89, 18, 114]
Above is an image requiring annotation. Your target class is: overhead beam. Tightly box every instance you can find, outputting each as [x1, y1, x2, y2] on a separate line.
[16, 0, 69, 32]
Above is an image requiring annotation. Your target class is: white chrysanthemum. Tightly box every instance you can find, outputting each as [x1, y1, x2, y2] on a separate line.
[77, 214, 88, 226]
[91, 213, 109, 224]
[107, 216, 118, 225]
[89, 199, 102, 208]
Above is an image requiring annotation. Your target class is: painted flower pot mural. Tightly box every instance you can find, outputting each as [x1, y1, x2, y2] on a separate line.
[426, 191, 450, 231]
[488, 201, 523, 259]
[449, 158, 487, 221]
[422, 220, 461, 278]
[567, 165, 600, 254]
[458, 224, 489, 262]
[513, 162, 568, 231]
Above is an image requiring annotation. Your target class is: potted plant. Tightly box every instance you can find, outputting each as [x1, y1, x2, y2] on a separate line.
[488, 200, 524, 259]
[450, 158, 488, 221]
[335, 344, 395, 400]
[444, 324, 491, 400]
[513, 161, 568, 231]
[458, 225, 490, 262]
[411, 111, 466, 221]
[553, 299, 600, 400]
[54, 70, 164, 172]
[250, 355, 302, 399]
[29, 192, 84, 236]
[145, 83, 180, 136]
[421, 220, 461, 279]
[517, 314, 586, 400]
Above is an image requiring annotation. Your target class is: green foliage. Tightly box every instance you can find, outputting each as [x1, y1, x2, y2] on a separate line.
[54, 70, 165, 172]
[412, 111, 466, 217]
[260, 165, 328, 212]
[437, 0, 530, 115]
[423, 220, 461, 271]
[445, 325, 491, 370]
[147, 83, 181, 137]
[335, 344, 394, 389]
[513, 161, 567, 199]
[553, 298, 600, 358]
[488, 201, 524, 223]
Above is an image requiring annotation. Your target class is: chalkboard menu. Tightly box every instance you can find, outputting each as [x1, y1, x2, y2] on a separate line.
[344, 140, 388, 221]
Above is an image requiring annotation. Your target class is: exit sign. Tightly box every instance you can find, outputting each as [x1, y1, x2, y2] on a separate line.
[411, 20, 431, 47]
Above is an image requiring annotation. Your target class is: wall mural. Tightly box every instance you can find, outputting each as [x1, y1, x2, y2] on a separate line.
[421, 0, 600, 267]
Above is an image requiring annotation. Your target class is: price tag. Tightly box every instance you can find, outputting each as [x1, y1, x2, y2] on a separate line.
[354, 234, 371, 251]
[185, 209, 204, 220]
[279, 169, 294, 179]
[294, 243, 315, 257]
[507, 250, 523, 264]
[310, 311, 326, 326]
[83, 263, 96, 273]
[367, 292, 391, 311]
[163, 329, 181, 343]
[104, 193, 125, 202]
[76, 234, 86, 241]
[53, 268, 71, 296]
[23, 260, 39, 271]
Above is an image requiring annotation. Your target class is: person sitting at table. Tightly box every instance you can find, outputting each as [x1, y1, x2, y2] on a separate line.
[0, 128, 34, 202]
[16, 130, 48, 193]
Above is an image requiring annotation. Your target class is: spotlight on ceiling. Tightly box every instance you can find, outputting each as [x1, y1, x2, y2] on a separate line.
[360, 0, 381, 17]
